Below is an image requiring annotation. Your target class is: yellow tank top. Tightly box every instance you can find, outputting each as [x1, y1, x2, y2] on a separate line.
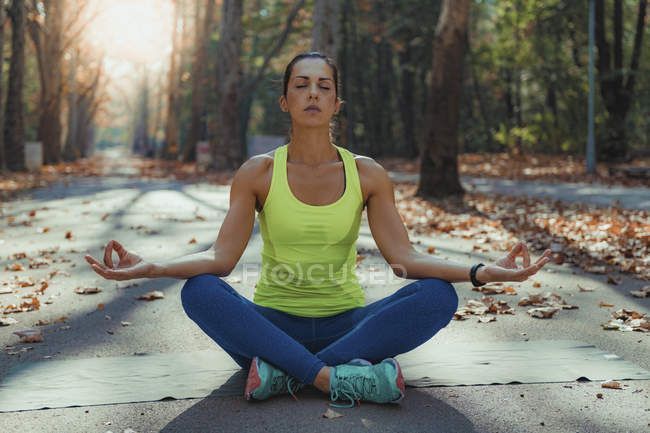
[253, 143, 365, 317]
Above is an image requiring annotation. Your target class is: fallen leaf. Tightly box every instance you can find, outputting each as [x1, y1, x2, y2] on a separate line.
[323, 408, 343, 419]
[427, 246, 435, 254]
[601, 380, 622, 389]
[37, 227, 51, 233]
[527, 307, 559, 319]
[599, 302, 614, 307]
[606, 276, 620, 285]
[13, 329, 43, 343]
[120, 321, 132, 327]
[5, 263, 24, 271]
[65, 231, 74, 239]
[532, 282, 541, 288]
[75, 287, 102, 294]
[28, 210, 36, 217]
[478, 316, 496, 323]
[97, 303, 104, 310]
[188, 238, 197, 244]
[101, 213, 110, 221]
[0, 317, 18, 326]
[578, 285, 594, 292]
[596, 393, 603, 399]
[136, 290, 164, 301]
[630, 286, 650, 298]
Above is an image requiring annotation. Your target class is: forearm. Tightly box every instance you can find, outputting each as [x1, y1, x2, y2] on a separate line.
[398, 250, 486, 283]
[150, 248, 232, 279]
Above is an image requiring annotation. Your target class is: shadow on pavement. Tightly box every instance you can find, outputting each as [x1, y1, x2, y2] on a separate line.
[160, 376, 477, 433]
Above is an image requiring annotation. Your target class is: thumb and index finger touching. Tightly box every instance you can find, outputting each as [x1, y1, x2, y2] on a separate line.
[103, 239, 127, 269]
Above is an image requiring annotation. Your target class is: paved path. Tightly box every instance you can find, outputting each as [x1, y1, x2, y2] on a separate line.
[388, 172, 650, 211]
[0, 155, 648, 432]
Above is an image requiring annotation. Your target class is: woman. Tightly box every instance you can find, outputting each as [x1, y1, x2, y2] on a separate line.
[85, 52, 552, 408]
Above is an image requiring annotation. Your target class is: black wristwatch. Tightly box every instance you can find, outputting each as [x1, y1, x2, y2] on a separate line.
[470, 263, 486, 286]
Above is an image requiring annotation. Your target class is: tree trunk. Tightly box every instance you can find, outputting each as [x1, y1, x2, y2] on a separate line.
[212, 0, 243, 170]
[594, 0, 647, 162]
[63, 47, 78, 161]
[416, 0, 469, 199]
[311, 0, 339, 59]
[163, 0, 181, 160]
[184, 0, 215, 162]
[4, 0, 26, 171]
[0, 6, 7, 172]
[27, 0, 64, 165]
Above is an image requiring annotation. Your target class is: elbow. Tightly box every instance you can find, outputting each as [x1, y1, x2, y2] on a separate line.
[389, 249, 416, 278]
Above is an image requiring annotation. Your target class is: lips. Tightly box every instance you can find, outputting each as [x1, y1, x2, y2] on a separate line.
[304, 105, 321, 112]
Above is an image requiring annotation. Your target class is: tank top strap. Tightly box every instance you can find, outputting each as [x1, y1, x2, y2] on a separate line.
[334, 144, 363, 202]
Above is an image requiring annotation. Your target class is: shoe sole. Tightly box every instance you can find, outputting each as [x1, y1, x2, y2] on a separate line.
[386, 358, 406, 403]
[244, 356, 261, 400]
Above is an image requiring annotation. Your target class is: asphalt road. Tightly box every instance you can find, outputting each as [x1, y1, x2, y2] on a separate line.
[0, 158, 648, 432]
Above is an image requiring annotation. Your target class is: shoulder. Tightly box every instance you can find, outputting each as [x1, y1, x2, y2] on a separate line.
[349, 151, 391, 183]
[346, 150, 393, 201]
[231, 153, 274, 193]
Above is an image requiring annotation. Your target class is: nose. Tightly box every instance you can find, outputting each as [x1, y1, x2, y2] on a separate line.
[309, 83, 319, 99]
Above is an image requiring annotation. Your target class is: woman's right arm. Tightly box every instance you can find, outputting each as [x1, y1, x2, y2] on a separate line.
[85, 156, 267, 281]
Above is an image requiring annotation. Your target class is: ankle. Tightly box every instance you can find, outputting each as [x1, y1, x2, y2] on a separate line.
[313, 366, 331, 393]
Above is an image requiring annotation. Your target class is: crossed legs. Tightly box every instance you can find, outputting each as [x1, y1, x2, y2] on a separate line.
[180, 274, 458, 388]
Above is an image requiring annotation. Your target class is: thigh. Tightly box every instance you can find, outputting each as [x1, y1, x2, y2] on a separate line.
[310, 280, 425, 351]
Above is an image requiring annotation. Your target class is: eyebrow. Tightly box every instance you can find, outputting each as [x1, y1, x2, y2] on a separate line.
[294, 76, 333, 82]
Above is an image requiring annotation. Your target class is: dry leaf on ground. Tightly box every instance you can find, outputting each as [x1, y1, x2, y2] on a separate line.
[527, 307, 560, 319]
[0, 317, 18, 326]
[630, 286, 650, 298]
[601, 380, 622, 389]
[323, 408, 344, 419]
[13, 329, 43, 343]
[136, 290, 164, 301]
[74, 287, 102, 294]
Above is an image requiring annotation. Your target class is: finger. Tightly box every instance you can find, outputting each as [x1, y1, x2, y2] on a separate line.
[104, 240, 115, 269]
[509, 242, 523, 258]
[522, 243, 531, 268]
[85, 255, 104, 268]
[111, 240, 128, 258]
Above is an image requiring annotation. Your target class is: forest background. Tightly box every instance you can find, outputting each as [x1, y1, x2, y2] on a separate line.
[0, 0, 647, 197]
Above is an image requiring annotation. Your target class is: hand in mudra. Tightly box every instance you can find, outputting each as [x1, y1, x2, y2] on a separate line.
[479, 241, 552, 284]
[85, 239, 152, 281]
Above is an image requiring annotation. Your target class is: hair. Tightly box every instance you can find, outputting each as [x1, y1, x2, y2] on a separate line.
[282, 52, 339, 98]
[281, 52, 342, 143]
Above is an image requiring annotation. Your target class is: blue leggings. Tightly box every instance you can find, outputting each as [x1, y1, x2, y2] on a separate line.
[180, 274, 458, 385]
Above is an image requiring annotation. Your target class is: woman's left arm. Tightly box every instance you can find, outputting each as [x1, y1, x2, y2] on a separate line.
[361, 158, 552, 284]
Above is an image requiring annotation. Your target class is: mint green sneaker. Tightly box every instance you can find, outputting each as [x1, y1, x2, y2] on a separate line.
[329, 358, 405, 408]
[245, 356, 304, 401]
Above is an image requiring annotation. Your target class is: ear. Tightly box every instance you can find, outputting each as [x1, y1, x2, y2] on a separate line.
[333, 97, 342, 115]
[279, 95, 288, 112]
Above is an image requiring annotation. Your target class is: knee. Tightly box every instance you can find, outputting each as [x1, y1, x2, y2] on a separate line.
[180, 274, 222, 311]
[418, 278, 459, 318]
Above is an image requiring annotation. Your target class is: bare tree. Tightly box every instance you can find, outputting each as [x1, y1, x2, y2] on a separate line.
[27, 0, 64, 164]
[184, 0, 215, 163]
[416, 0, 470, 199]
[212, 0, 243, 169]
[595, 0, 647, 161]
[0, 5, 7, 172]
[4, 0, 26, 172]
[163, 0, 182, 160]
[312, 0, 339, 59]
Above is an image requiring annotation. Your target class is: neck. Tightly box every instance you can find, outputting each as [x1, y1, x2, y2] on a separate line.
[287, 127, 338, 165]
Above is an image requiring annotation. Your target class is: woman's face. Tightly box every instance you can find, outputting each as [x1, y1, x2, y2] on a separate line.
[280, 58, 341, 128]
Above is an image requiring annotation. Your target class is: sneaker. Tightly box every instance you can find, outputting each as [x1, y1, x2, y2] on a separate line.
[245, 356, 304, 401]
[329, 357, 405, 408]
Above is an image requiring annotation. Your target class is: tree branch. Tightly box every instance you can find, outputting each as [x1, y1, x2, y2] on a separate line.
[625, 0, 648, 94]
[241, 0, 306, 98]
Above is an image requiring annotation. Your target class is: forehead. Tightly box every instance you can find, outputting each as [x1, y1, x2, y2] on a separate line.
[290, 58, 333, 81]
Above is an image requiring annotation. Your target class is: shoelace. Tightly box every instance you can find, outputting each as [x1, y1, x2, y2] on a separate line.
[330, 375, 377, 408]
[270, 375, 304, 402]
